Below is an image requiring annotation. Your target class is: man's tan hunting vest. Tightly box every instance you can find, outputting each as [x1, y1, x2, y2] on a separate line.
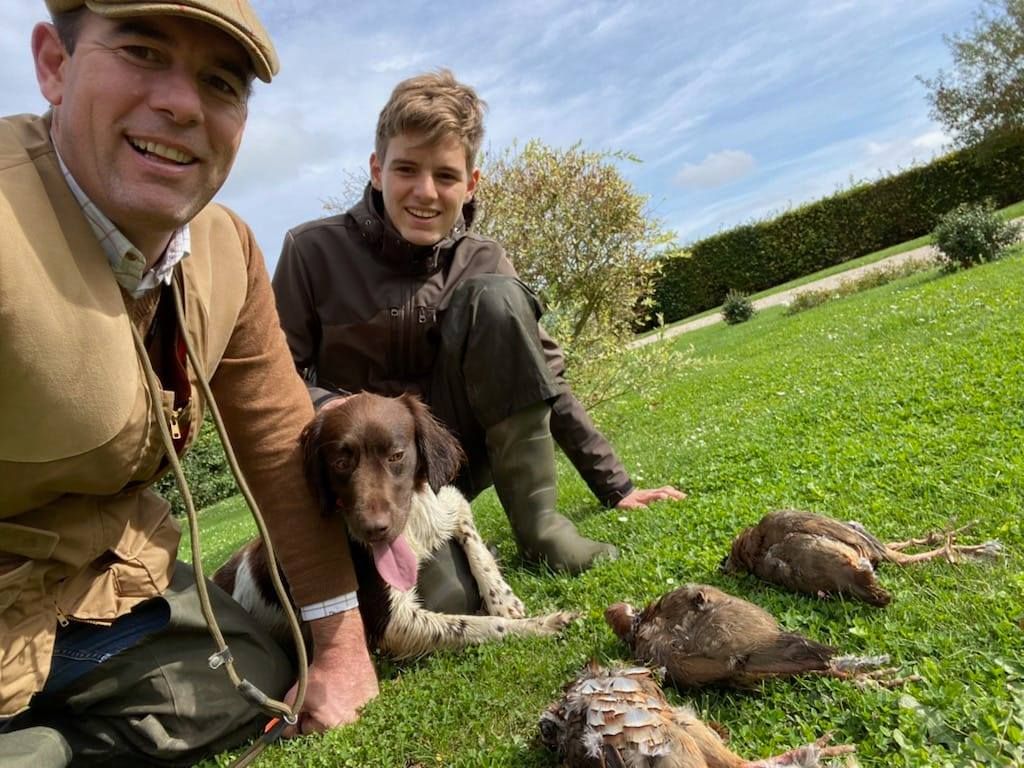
[0, 114, 249, 716]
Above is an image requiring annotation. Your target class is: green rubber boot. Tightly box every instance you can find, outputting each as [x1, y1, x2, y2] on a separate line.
[486, 403, 618, 574]
[416, 539, 482, 615]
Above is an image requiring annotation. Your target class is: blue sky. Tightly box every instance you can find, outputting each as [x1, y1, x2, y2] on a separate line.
[1, 1, 977, 272]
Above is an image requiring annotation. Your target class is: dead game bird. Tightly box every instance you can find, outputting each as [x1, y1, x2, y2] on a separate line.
[721, 510, 1002, 606]
[539, 663, 856, 767]
[605, 584, 901, 689]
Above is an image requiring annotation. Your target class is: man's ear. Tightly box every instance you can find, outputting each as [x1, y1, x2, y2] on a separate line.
[32, 23, 68, 108]
[369, 152, 383, 191]
[464, 167, 481, 202]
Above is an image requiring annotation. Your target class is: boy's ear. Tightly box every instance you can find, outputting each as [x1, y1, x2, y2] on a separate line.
[32, 23, 68, 107]
[369, 152, 383, 190]
[464, 167, 481, 201]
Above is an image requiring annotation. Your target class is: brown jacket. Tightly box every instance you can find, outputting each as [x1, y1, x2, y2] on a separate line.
[0, 114, 355, 716]
[272, 185, 633, 507]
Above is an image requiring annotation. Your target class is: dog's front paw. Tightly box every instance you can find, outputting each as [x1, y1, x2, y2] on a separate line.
[486, 589, 526, 619]
[533, 610, 580, 634]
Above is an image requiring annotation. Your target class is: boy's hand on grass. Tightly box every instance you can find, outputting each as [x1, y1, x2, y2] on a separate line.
[616, 486, 687, 510]
[282, 608, 379, 736]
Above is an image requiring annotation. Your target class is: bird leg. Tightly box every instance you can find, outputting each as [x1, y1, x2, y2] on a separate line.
[883, 522, 1001, 565]
[742, 733, 856, 767]
[852, 670, 923, 689]
[822, 655, 920, 688]
[883, 542, 956, 565]
[885, 521, 976, 551]
[884, 538, 1002, 566]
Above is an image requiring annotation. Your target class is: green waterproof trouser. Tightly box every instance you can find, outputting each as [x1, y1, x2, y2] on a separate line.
[0, 561, 293, 768]
[428, 274, 562, 500]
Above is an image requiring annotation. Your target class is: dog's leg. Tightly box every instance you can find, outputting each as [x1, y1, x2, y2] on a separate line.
[440, 487, 526, 619]
[381, 587, 577, 659]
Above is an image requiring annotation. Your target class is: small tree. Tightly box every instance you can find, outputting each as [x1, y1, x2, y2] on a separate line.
[919, 0, 1024, 147]
[475, 140, 677, 408]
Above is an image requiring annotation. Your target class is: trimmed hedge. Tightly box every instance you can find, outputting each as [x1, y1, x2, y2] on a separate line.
[650, 132, 1024, 325]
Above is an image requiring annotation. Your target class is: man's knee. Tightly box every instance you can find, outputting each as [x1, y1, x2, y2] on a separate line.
[449, 275, 542, 327]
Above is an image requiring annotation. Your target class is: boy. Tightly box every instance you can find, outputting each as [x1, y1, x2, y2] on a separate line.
[273, 71, 683, 607]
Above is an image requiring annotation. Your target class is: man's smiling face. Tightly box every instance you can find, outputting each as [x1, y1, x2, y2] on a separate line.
[38, 11, 250, 256]
[370, 131, 479, 247]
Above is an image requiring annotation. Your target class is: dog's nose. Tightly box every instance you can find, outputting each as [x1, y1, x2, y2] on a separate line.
[363, 520, 391, 541]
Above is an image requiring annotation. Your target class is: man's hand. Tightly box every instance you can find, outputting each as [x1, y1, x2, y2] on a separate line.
[282, 608, 379, 736]
[616, 486, 687, 510]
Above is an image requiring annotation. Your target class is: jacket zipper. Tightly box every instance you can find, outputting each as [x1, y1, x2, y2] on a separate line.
[389, 306, 401, 376]
[55, 602, 70, 628]
[169, 407, 183, 441]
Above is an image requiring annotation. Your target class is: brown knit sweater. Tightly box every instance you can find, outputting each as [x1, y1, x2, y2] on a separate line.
[119, 228, 356, 606]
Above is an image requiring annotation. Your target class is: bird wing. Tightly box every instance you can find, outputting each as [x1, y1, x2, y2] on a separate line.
[636, 588, 783, 687]
[739, 631, 835, 678]
[758, 533, 891, 605]
[757, 510, 885, 561]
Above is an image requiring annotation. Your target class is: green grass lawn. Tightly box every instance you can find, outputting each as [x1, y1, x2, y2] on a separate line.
[194, 246, 1024, 767]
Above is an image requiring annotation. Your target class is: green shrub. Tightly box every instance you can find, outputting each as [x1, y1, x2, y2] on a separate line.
[933, 200, 1022, 272]
[785, 257, 937, 315]
[785, 288, 833, 314]
[721, 289, 755, 325]
[155, 420, 235, 515]
[649, 131, 1024, 325]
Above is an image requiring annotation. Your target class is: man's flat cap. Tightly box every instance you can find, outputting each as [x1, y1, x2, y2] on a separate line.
[45, 0, 279, 82]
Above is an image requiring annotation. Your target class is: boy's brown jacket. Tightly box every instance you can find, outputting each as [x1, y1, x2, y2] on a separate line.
[0, 114, 355, 716]
[273, 184, 634, 508]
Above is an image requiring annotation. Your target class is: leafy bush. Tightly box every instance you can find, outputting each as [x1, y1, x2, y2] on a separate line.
[933, 200, 1022, 272]
[155, 420, 235, 515]
[786, 257, 938, 315]
[649, 131, 1024, 325]
[721, 289, 755, 325]
[475, 140, 676, 408]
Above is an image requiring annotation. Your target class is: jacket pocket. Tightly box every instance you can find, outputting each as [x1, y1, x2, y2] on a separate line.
[61, 491, 181, 621]
[107, 493, 180, 598]
[320, 317, 393, 392]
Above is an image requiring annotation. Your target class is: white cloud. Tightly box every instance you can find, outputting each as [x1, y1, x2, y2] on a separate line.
[674, 150, 756, 189]
[861, 129, 951, 170]
[591, 3, 637, 38]
[913, 130, 948, 150]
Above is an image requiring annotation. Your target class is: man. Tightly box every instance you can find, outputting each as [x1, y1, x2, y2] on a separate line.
[0, 3, 377, 765]
[273, 71, 684, 608]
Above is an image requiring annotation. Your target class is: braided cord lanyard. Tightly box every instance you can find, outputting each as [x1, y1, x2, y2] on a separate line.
[128, 274, 308, 766]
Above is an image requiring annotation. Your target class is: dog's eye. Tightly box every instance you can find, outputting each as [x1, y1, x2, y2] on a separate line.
[331, 456, 354, 473]
[388, 451, 405, 463]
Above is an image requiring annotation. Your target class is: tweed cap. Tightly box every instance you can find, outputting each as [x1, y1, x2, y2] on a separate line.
[45, 0, 279, 82]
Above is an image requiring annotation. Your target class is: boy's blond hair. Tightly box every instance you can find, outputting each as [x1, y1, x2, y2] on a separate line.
[375, 69, 487, 172]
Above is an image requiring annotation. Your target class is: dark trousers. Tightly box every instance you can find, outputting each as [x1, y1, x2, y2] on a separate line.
[426, 274, 562, 501]
[0, 562, 293, 768]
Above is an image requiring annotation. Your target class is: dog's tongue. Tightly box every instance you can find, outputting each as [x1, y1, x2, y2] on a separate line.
[372, 535, 418, 591]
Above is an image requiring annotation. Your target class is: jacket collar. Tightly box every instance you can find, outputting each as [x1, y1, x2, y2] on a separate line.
[351, 183, 475, 275]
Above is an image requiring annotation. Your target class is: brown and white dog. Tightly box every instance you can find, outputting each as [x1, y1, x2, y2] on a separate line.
[213, 392, 575, 659]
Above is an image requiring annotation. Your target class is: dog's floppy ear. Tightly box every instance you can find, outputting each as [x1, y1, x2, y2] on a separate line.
[402, 394, 466, 491]
[299, 411, 335, 517]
